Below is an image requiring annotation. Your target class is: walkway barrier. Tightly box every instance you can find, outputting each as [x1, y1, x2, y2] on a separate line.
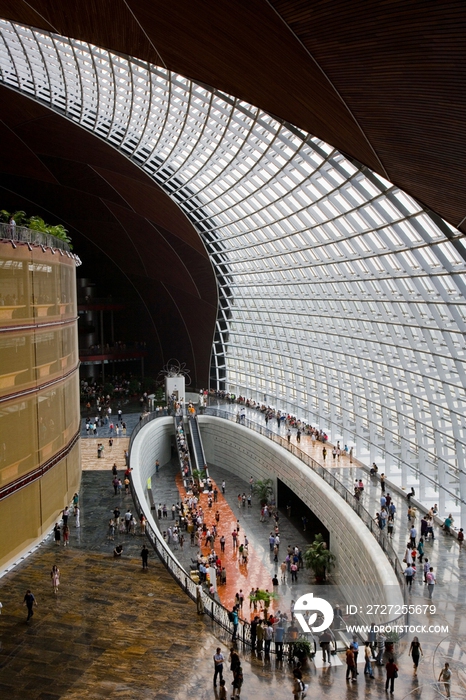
[205, 406, 409, 632]
[128, 408, 408, 646]
[128, 412, 256, 649]
[0, 221, 71, 252]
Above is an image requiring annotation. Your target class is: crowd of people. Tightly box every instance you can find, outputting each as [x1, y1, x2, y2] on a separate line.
[204, 389, 330, 442]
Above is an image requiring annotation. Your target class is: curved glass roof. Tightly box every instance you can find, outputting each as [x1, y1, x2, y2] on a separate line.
[1, 20, 465, 521]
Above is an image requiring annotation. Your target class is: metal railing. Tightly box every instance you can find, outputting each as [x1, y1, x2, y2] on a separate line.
[128, 406, 408, 646]
[174, 415, 194, 480]
[129, 474, 241, 636]
[128, 418, 252, 646]
[205, 406, 409, 630]
[0, 222, 71, 252]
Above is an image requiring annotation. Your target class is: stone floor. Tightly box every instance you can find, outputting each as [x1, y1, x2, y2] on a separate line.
[0, 409, 463, 698]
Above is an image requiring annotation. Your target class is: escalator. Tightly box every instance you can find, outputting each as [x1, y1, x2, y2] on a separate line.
[188, 414, 208, 477]
[174, 415, 193, 484]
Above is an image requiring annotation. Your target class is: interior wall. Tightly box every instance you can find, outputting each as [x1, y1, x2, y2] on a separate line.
[199, 415, 402, 624]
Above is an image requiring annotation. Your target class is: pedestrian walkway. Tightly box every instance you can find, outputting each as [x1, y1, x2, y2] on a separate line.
[0, 416, 463, 698]
[206, 400, 463, 608]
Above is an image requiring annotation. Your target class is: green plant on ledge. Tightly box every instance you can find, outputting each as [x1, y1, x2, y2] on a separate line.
[303, 533, 336, 582]
[0, 210, 73, 249]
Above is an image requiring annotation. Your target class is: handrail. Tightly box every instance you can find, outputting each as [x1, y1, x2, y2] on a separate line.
[204, 406, 409, 631]
[128, 408, 408, 646]
[174, 415, 194, 480]
[128, 418, 253, 648]
[194, 414, 208, 468]
[188, 414, 208, 476]
[0, 221, 71, 252]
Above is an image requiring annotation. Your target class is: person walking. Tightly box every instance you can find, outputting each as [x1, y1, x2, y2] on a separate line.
[53, 522, 61, 545]
[75, 506, 80, 528]
[196, 583, 204, 614]
[351, 637, 359, 673]
[264, 622, 273, 654]
[141, 544, 149, 569]
[229, 647, 240, 676]
[385, 658, 398, 693]
[274, 621, 285, 661]
[346, 645, 356, 682]
[364, 640, 375, 678]
[409, 636, 423, 674]
[231, 663, 243, 698]
[250, 616, 259, 650]
[213, 647, 225, 687]
[376, 632, 386, 665]
[23, 590, 37, 621]
[231, 607, 239, 641]
[404, 563, 415, 590]
[256, 620, 264, 653]
[50, 565, 60, 595]
[63, 525, 70, 547]
[438, 662, 452, 698]
[319, 630, 333, 664]
[426, 567, 436, 598]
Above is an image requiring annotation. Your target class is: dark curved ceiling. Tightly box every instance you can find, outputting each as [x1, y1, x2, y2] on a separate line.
[0, 0, 464, 231]
[0, 86, 218, 386]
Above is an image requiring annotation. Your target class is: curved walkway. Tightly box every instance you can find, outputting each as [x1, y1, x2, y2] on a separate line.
[206, 400, 463, 606]
[0, 409, 462, 699]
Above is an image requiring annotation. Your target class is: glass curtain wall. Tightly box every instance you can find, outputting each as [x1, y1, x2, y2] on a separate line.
[0, 21, 465, 520]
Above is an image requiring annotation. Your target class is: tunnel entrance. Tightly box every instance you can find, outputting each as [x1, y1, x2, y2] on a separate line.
[277, 478, 329, 546]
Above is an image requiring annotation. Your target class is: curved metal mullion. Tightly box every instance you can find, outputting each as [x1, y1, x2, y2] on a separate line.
[179, 112, 291, 209]
[0, 24, 20, 89]
[103, 48, 120, 145]
[143, 67, 174, 172]
[150, 75, 193, 180]
[130, 60, 154, 158]
[10, 23, 36, 96]
[162, 86, 215, 185]
[112, 53, 135, 152]
[49, 33, 69, 114]
[66, 37, 87, 123]
[168, 95, 256, 199]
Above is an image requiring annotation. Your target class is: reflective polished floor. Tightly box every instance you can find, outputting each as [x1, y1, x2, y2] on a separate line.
[0, 411, 464, 698]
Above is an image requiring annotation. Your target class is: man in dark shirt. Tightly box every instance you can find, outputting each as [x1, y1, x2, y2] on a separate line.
[23, 590, 36, 621]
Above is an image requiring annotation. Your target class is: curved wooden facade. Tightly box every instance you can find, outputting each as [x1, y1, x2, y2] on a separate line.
[0, 0, 463, 231]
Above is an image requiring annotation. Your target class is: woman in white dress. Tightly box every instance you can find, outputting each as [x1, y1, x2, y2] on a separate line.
[51, 565, 60, 594]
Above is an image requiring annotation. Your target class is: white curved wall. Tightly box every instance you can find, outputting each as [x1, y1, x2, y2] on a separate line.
[199, 415, 402, 623]
[129, 417, 173, 550]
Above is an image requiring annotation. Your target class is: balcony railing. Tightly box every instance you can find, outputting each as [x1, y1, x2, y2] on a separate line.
[205, 407, 409, 629]
[129, 408, 408, 647]
[0, 222, 71, 253]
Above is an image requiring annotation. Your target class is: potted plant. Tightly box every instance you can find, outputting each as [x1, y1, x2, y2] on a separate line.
[249, 588, 278, 617]
[252, 478, 274, 506]
[292, 638, 313, 662]
[384, 629, 401, 655]
[303, 533, 336, 582]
